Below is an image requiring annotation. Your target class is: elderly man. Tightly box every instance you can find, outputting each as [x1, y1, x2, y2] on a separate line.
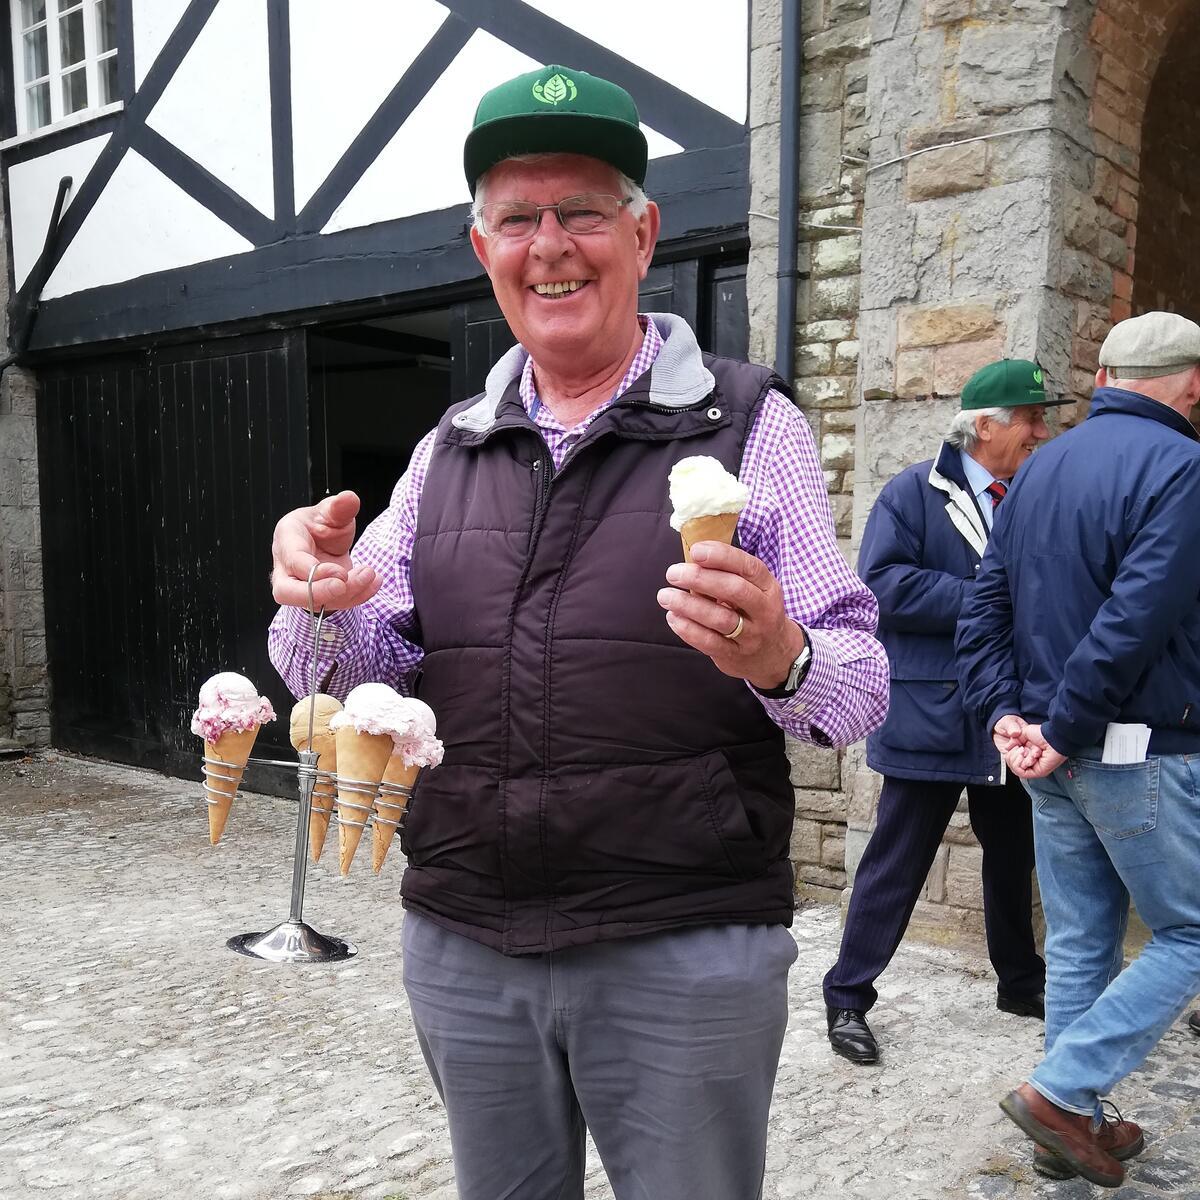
[822, 360, 1054, 1063]
[957, 312, 1200, 1187]
[267, 65, 888, 1200]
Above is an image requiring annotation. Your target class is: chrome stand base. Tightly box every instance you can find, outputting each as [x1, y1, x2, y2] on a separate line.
[227, 920, 356, 963]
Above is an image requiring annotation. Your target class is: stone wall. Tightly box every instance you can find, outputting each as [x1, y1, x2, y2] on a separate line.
[804, 0, 1106, 933]
[0, 198, 49, 750]
[747, 0, 871, 900]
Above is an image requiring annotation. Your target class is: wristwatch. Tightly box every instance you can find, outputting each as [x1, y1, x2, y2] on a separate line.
[754, 637, 813, 699]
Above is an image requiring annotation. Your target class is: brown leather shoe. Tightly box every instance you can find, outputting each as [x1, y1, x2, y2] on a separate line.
[1032, 1103, 1145, 1179]
[999, 1084, 1125, 1187]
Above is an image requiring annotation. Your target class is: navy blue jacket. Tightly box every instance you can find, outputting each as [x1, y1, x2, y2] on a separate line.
[860, 442, 1004, 784]
[956, 387, 1200, 757]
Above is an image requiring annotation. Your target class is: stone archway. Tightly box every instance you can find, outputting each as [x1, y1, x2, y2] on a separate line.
[1066, 0, 1200, 401]
[1133, 3, 1200, 317]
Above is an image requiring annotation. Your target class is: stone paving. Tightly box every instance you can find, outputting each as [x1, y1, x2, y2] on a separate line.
[2, 752, 1197, 1200]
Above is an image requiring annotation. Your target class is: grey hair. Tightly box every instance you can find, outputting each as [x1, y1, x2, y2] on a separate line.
[471, 154, 650, 232]
[944, 406, 1013, 452]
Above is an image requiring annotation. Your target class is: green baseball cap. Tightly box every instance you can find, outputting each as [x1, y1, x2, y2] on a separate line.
[960, 359, 1062, 409]
[464, 65, 648, 196]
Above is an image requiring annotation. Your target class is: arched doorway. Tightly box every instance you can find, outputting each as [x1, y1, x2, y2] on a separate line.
[1067, 0, 1200, 402]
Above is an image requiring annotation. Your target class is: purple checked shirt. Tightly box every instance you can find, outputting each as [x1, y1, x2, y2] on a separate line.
[268, 318, 888, 746]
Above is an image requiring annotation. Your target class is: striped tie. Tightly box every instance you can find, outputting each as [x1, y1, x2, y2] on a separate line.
[985, 480, 1008, 508]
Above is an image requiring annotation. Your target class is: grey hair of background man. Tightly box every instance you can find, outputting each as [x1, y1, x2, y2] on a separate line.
[471, 154, 650, 232]
[944, 406, 1013, 452]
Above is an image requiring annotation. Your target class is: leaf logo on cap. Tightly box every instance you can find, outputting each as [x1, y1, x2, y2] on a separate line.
[1033, 368, 1043, 385]
[533, 72, 576, 106]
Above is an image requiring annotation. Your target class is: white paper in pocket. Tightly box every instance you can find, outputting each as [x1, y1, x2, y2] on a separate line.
[1101, 722, 1151, 764]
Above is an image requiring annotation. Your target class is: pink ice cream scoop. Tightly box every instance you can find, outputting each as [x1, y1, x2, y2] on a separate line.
[191, 672, 276, 742]
[328, 684, 444, 766]
[391, 697, 444, 769]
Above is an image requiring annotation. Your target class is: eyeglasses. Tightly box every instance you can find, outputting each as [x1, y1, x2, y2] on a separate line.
[477, 193, 633, 239]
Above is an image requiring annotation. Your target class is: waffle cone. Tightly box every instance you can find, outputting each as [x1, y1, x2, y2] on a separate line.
[680, 512, 740, 563]
[373, 759, 420, 873]
[335, 727, 393, 875]
[309, 748, 337, 863]
[204, 725, 260, 844]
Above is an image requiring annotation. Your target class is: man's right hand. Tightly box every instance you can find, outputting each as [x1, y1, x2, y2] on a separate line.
[271, 490, 382, 612]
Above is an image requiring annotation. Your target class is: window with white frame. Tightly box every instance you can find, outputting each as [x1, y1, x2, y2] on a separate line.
[12, 0, 119, 135]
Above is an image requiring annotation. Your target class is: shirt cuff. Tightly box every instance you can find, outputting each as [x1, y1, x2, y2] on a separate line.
[754, 626, 839, 720]
[281, 604, 363, 656]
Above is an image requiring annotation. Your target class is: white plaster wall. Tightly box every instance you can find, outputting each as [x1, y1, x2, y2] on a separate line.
[132, 0, 192, 87]
[324, 29, 540, 232]
[43, 149, 252, 297]
[145, 0, 274, 217]
[324, 28, 686, 234]
[526, 0, 748, 125]
[9, 1, 741, 297]
[290, 0, 449, 211]
[8, 134, 110, 288]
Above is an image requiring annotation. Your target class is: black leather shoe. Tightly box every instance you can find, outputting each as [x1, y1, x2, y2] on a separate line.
[1189, 1010, 1200, 1036]
[827, 1006, 879, 1064]
[997, 991, 1045, 1020]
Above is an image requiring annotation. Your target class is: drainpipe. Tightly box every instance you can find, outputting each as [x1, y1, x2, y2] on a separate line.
[0, 174, 73, 374]
[773, 0, 803, 386]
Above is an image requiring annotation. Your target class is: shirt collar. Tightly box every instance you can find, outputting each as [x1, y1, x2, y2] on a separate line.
[959, 448, 1002, 500]
[519, 315, 662, 428]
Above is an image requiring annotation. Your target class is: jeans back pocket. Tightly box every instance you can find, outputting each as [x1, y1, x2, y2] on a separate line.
[1067, 757, 1159, 841]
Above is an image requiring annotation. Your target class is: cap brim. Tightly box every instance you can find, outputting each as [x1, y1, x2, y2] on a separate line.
[464, 112, 648, 195]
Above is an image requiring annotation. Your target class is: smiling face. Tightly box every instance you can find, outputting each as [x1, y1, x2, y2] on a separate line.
[469, 153, 660, 375]
[975, 404, 1051, 478]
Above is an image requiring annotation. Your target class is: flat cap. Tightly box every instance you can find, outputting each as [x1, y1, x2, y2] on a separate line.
[1099, 311, 1200, 380]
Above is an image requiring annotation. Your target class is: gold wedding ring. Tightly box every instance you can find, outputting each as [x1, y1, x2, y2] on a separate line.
[723, 613, 746, 642]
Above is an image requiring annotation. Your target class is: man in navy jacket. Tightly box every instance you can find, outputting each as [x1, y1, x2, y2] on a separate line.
[823, 360, 1056, 1064]
[957, 312, 1200, 1188]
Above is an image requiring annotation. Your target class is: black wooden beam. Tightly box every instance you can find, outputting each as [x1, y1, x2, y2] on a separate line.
[26, 140, 747, 352]
[131, 124, 276, 247]
[116, 0, 136, 104]
[295, 12, 475, 235]
[267, 0, 295, 231]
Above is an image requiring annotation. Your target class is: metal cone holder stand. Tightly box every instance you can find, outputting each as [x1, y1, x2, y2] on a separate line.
[374, 780, 414, 834]
[221, 564, 357, 963]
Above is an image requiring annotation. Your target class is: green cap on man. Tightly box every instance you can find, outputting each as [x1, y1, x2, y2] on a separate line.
[961, 359, 1061, 410]
[464, 64, 648, 195]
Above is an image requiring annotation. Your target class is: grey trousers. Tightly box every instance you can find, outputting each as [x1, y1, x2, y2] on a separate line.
[402, 911, 798, 1200]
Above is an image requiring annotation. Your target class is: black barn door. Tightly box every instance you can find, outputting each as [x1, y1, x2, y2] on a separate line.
[38, 331, 310, 787]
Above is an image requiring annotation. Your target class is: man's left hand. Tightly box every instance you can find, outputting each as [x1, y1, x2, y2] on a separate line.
[1006, 723, 1067, 780]
[657, 540, 806, 690]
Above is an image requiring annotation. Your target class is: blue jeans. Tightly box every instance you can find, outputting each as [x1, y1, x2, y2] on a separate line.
[1023, 753, 1200, 1118]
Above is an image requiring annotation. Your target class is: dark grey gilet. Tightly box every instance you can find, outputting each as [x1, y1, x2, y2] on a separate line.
[401, 355, 796, 955]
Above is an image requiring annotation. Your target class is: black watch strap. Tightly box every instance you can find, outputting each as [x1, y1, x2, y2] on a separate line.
[753, 636, 813, 699]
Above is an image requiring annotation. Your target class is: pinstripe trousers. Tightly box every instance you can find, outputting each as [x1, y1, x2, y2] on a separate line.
[823, 775, 1044, 1012]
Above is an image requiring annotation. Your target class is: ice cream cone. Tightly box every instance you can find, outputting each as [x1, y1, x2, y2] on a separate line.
[203, 725, 260, 844]
[373, 758, 420, 873]
[680, 511, 740, 563]
[309, 750, 338, 863]
[334, 727, 394, 875]
[288, 695, 342, 864]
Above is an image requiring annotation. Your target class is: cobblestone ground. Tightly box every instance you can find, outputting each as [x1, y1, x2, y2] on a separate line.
[2, 753, 1196, 1200]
